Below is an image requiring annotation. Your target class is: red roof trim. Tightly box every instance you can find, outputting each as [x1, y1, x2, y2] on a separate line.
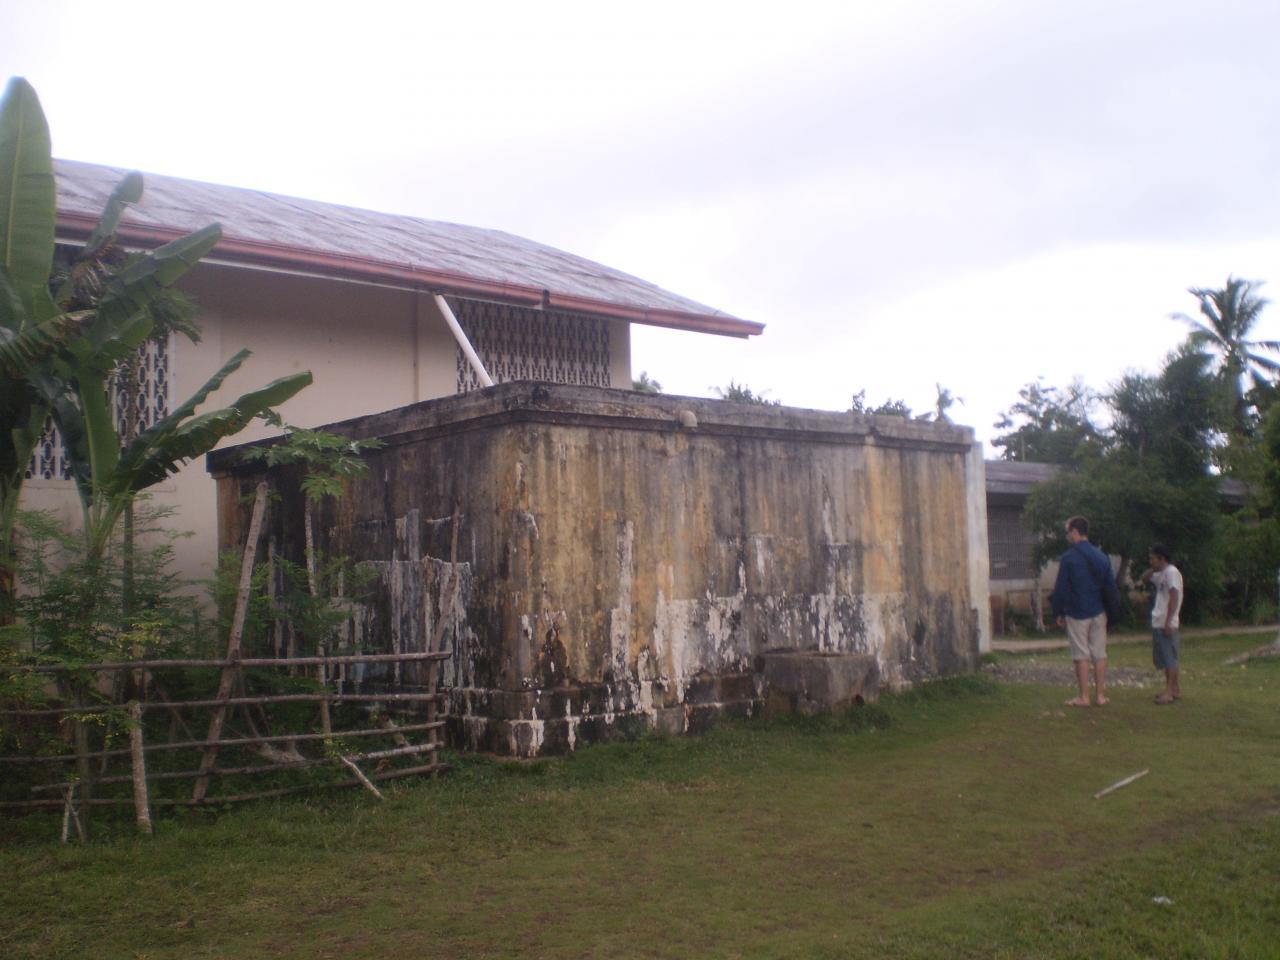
[56, 212, 765, 339]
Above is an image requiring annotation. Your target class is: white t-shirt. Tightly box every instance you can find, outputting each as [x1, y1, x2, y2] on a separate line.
[1150, 564, 1183, 630]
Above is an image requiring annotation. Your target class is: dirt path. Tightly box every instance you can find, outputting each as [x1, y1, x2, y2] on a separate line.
[983, 659, 1154, 688]
[991, 623, 1275, 654]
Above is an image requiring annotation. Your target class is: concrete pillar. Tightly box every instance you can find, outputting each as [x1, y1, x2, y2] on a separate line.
[965, 440, 992, 653]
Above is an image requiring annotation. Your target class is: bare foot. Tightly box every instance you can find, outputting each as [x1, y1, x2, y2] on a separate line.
[1095, 696, 1110, 706]
[1065, 697, 1091, 708]
[1154, 694, 1175, 705]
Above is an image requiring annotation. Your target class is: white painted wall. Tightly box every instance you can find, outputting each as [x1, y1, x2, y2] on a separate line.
[19, 261, 635, 592]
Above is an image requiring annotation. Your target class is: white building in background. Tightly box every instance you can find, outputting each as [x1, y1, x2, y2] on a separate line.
[25, 160, 764, 585]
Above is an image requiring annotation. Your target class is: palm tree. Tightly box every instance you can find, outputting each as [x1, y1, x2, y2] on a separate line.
[932, 382, 963, 423]
[1174, 276, 1280, 434]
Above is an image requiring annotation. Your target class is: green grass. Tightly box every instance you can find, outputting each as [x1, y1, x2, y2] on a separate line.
[2, 634, 1278, 959]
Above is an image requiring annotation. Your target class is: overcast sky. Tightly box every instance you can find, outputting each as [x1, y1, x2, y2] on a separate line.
[5, 0, 1280, 448]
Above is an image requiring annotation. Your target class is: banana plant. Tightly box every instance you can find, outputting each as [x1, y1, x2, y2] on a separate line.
[64, 347, 312, 556]
[1, 74, 313, 569]
[0, 76, 77, 595]
[37, 194, 313, 558]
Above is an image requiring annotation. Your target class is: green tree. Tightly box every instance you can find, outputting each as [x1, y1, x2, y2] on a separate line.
[632, 371, 662, 394]
[991, 378, 1098, 463]
[850, 390, 912, 418]
[714, 380, 780, 406]
[1174, 276, 1279, 437]
[1023, 345, 1224, 621]
[1214, 400, 1280, 622]
[1109, 343, 1222, 480]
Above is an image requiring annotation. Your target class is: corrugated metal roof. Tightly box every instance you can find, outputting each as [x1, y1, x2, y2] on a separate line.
[984, 459, 1062, 495]
[53, 158, 763, 338]
[984, 459, 1252, 508]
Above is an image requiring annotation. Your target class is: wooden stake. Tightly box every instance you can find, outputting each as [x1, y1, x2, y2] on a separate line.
[1094, 768, 1149, 800]
[338, 756, 385, 800]
[59, 784, 85, 841]
[128, 701, 153, 835]
[193, 482, 269, 803]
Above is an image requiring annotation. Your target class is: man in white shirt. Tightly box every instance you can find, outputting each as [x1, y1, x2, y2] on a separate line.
[1139, 544, 1183, 705]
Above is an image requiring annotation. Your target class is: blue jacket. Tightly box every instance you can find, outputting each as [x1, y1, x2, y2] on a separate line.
[1050, 540, 1115, 620]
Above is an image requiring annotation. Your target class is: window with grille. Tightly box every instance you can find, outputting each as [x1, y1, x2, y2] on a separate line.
[452, 298, 612, 393]
[26, 336, 172, 481]
[987, 503, 1037, 580]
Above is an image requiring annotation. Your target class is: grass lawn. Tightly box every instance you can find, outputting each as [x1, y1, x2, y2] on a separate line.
[1, 631, 1277, 959]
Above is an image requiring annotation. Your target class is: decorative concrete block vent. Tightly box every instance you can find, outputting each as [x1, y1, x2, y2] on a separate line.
[210, 383, 991, 757]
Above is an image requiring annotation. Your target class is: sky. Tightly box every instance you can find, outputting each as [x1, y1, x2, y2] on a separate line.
[4, 0, 1280, 449]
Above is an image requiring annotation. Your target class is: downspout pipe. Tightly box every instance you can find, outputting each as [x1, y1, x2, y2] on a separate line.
[434, 293, 494, 388]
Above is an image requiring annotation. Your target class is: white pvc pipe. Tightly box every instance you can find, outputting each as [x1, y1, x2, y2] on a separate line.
[434, 293, 494, 388]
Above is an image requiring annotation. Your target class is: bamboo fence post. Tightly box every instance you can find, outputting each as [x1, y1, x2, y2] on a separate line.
[304, 502, 334, 743]
[338, 756, 384, 800]
[60, 786, 72, 843]
[128, 700, 153, 835]
[267, 538, 282, 660]
[70, 784, 86, 841]
[317, 656, 332, 743]
[424, 506, 460, 777]
[60, 784, 85, 842]
[192, 481, 269, 803]
[64, 680, 95, 837]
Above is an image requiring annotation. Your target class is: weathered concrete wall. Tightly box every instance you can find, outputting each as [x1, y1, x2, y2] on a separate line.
[210, 383, 988, 756]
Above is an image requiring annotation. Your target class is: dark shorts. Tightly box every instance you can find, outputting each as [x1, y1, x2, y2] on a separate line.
[1152, 628, 1180, 670]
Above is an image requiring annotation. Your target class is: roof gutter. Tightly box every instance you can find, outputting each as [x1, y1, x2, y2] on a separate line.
[55, 213, 766, 340]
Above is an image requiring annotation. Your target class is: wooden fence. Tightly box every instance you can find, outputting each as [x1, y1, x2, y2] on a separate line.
[0, 483, 461, 838]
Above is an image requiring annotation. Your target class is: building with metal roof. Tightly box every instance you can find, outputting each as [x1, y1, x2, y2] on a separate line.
[27, 160, 764, 587]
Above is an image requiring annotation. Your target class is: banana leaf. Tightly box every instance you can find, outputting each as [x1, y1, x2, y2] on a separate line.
[0, 310, 89, 376]
[51, 171, 145, 307]
[108, 367, 312, 496]
[0, 264, 23, 332]
[83, 171, 143, 257]
[80, 224, 220, 358]
[77, 368, 120, 498]
[0, 78, 55, 319]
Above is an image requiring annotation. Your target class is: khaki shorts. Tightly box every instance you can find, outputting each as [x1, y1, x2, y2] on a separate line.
[1066, 612, 1107, 662]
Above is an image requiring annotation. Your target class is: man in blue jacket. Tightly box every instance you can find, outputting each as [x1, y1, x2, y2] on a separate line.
[1050, 515, 1117, 707]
